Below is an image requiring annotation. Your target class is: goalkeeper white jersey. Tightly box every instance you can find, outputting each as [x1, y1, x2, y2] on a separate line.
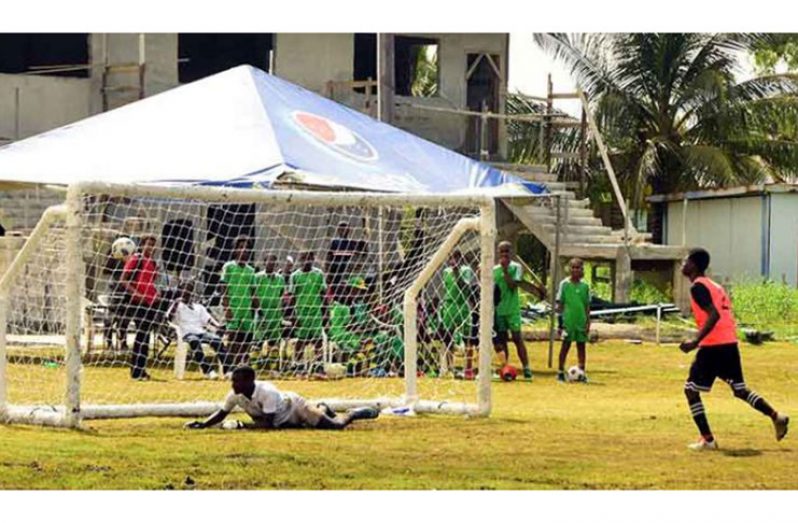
[223, 381, 293, 426]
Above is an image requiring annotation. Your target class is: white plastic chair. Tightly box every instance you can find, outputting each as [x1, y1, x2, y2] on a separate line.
[169, 323, 224, 380]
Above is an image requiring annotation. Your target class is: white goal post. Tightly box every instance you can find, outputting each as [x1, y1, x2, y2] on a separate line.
[0, 181, 497, 427]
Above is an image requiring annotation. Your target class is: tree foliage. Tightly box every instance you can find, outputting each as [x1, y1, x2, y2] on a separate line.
[753, 34, 798, 74]
[530, 33, 798, 206]
[410, 45, 439, 98]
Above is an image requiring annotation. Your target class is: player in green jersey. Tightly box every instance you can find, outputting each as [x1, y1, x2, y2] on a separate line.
[288, 250, 328, 375]
[556, 258, 591, 382]
[221, 236, 259, 373]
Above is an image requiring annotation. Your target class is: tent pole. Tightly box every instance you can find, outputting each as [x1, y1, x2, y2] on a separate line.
[376, 33, 382, 122]
[378, 206, 385, 302]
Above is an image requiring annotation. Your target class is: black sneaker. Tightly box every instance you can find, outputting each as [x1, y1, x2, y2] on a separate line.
[774, 414, 790, 441]
[346, 407, 380, 421]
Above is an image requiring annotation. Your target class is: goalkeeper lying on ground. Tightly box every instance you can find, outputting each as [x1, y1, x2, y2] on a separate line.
[184, 366, 380, 430]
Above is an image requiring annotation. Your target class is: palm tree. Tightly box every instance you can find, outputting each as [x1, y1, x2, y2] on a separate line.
[533, 33, 798, 208]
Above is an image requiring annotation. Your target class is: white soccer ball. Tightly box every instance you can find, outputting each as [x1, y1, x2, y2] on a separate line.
[111, 237, 136, 260]
[567, 365, 585, 383]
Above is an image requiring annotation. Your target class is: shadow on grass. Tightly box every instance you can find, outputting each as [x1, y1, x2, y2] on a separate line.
[487, 417, 531, 424]
[721, 448, 763, 458]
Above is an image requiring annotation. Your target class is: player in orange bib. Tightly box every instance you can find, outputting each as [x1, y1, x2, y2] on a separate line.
[679, 248, 789, 450]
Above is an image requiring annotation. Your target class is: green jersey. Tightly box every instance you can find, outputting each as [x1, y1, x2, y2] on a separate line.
[493, 261, 523, 316]
[255, 271, 285, 318]
[442, 265, 475, 308]
[221, 260, 256, 331]
[289, 267, 327, 318]
[557, 278, 590, 331]
[352, 301, 371, 332]
[255, 271, 285, 341]
[329, 301, 362, 352]
[426, 308, 441, 334]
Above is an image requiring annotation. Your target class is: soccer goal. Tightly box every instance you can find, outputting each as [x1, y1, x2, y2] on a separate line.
[0, 181, 497, 427]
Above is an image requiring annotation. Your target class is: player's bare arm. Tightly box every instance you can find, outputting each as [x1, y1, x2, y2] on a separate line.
[501, 265, 518, 290]
[185, 409, 230, 429]
[208, 314, 223, 329]
[221, 282, 232, 321]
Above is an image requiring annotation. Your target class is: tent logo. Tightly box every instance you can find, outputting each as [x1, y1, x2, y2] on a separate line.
[292, 111, 378, 162]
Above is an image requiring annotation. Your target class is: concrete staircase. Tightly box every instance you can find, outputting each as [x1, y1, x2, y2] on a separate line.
[494, 162, 660, 257]
[492, 162, 689, 306]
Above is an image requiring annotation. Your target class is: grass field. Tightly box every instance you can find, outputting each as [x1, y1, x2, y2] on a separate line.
[1, 340, 796, 490]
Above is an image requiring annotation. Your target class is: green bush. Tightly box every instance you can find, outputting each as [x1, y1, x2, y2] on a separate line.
[579, 263, 669, 304]
[630, 278, 670, 304]
[730, 278, 798, 337]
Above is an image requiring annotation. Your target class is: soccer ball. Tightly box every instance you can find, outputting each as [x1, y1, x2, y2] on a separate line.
[500, 365, 517, 382]
[567, 365, 585, 383]
[111, 237, 136, 260]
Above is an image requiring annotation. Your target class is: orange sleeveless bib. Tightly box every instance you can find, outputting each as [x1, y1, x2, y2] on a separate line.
[690, 276, 737, 347]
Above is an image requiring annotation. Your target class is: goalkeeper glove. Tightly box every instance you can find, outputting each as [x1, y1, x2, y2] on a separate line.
[557, 314, 563, 331]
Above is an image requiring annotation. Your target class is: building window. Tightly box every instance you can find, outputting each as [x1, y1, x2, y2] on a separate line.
[178, 34, 273, 84]
[0, 34, 89, 78]
[394, 36, 439, 97]
[353, 33, 377, 94]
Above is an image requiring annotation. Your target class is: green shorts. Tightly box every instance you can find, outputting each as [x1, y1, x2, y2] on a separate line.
[331, 332, 362, 353]
[374, 331, 403, 359]
[295, 314, 323, 341]
[494, 312, 522, 333]
[441, 304, 470, 337]
[256, 317, 283, 343]
[563, 324, 588, 343]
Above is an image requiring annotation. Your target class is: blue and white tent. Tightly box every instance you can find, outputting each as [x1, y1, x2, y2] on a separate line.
[0, 65, 545, 195]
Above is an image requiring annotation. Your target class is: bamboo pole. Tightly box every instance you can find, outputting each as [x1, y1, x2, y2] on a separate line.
[548, 195, 562, 369]
[577, 89, 632, 236]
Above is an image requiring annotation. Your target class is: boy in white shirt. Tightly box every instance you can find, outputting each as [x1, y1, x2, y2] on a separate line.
[168, 281, 227, 379]
[184, 366, 380, 430]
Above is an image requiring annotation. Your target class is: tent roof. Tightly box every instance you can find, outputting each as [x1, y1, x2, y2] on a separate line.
[0, 65, 544, 195]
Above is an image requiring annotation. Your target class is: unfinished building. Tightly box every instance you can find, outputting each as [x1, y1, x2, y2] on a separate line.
[0, 33, 686, 308]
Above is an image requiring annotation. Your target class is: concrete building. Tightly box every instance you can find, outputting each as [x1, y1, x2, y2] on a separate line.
[648, 183, 798, 286]
[0, 33, 508, 157]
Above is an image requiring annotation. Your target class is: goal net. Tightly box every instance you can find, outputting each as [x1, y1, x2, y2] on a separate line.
[0, 182, 496, 427]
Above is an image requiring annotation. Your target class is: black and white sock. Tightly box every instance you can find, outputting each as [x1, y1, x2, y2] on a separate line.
[688, 396, 713, 440]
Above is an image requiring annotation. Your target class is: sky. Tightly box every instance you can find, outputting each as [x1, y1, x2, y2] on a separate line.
[508, 33, 761, 118]
[508, 33, 582, 117]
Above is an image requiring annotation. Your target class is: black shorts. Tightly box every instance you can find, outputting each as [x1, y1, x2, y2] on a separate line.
[685, 343, 747, 393]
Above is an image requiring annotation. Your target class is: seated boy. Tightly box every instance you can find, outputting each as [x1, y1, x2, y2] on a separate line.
[167, 281, 227, 379]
